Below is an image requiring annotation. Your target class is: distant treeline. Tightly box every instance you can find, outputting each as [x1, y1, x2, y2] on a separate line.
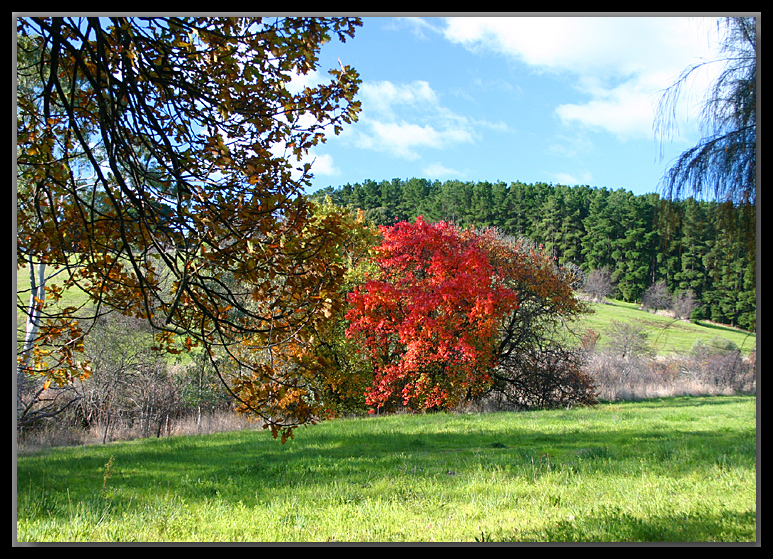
[312, 178, 756, 332]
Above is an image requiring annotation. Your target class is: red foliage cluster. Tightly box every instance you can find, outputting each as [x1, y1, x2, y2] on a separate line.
[346, 217, 518, 411]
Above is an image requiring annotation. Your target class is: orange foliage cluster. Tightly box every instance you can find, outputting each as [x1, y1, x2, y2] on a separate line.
[17, 17, 363, 440]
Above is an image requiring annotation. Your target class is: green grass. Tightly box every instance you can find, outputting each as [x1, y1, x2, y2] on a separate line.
[16, 263, 93, 333]
[16, 395, 757, 542]
[580, 299, 756, 356]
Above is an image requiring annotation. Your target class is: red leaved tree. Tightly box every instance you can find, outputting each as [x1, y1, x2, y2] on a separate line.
[345, 217, 518, 412]
[345, 220, 597, 414]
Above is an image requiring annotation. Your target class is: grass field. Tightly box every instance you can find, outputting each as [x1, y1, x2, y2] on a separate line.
[16, 395, 757, 543]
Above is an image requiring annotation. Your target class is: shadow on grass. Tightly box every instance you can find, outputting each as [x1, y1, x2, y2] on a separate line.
[533, 507, 757, 543]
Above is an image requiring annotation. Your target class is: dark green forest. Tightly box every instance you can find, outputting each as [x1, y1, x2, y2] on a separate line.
[312, 178, 756, 332]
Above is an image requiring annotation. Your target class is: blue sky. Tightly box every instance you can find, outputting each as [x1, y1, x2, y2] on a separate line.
[296, 15, 725, 197]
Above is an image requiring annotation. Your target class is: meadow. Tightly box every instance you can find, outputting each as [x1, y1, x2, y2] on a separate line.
[16, 395, 757, 543]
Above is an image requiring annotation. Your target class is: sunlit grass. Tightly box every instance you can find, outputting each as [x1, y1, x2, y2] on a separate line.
[580, 299, 756, 355]
[16, 395, 757, 542]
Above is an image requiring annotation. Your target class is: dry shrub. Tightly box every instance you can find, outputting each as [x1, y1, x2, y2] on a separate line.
[584, 344, 756, 402]
[16, 408, 260, 454]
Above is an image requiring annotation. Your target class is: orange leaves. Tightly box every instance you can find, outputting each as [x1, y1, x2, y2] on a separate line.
[228, 342, 328, 443]
[17, 17, 365, 437]
[474, 228, 588, 320]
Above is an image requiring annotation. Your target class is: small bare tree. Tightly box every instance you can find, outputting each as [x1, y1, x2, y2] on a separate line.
[642, 280, 672, 313]
[606, 320, 654, 360]
[582, 267, 616, 303]
[672, 289, 699, 320]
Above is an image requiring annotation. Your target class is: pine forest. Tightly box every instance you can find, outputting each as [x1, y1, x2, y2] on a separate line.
[312, 178, 756, 332]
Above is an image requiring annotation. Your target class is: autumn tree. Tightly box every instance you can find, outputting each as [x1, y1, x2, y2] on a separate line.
[472, 229, 597, 410]
[16, 17, 362, 441]
[303, 198, 382, 417]
[346, 217, 518, 412]
[345, 220, 595, 413]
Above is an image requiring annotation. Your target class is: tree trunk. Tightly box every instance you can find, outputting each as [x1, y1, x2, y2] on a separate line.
[17, 260, 47, 423]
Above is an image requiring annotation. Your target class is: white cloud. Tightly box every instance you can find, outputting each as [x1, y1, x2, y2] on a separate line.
[422, 162, 465, 179]
[555, 80, 656, 140]
[390, 17, 444, 40]
[285, 68, 323, 95]
[307, 152, 339, 176]
[549, 170, 594, 186]
[360, 80, 439, 120]
[346, 80, 488, 160]
[442, 16, 721, 140]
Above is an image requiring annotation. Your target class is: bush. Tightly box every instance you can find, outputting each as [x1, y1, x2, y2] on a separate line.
[688, 337, 755, 393]
[490, 347, 598, 410]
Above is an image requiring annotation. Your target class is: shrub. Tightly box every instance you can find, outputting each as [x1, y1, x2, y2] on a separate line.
[584, 345, 756, 402]
[688, 337, 756, 393]
[490, 347, 598, 410]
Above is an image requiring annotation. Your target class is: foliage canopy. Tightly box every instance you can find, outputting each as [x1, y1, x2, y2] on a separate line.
[16, 16, 363, 441]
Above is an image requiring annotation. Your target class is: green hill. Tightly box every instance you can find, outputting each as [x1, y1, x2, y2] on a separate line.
[579, 298, 756, 356]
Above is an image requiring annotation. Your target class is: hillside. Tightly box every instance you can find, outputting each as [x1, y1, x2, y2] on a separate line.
[580, 298, 756, 356]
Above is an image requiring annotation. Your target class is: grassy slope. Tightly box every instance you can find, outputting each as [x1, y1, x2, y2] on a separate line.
[16, 395, 757, 543]
[16, 263, 92, 332]
[580, 299, 756, 356]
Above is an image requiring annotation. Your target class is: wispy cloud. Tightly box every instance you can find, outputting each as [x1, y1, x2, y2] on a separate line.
[422, 162, 465, 179]
[389, 17, 444, 40]
[441, 16, 720, 141]
[549, 170, 594, 187]
[344, 79, 501, 160]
